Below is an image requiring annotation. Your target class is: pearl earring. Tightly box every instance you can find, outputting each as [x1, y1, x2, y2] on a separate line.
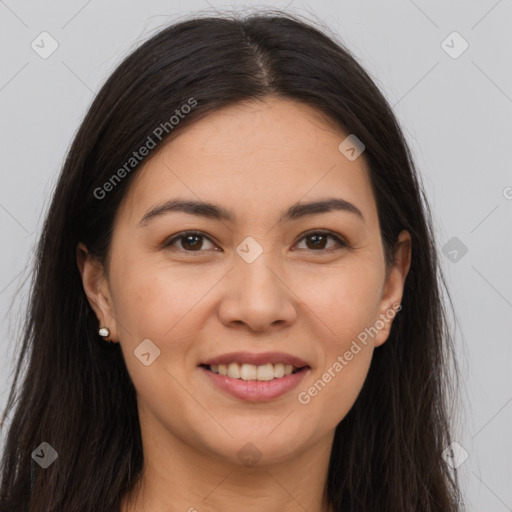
[98, 327, 110, 337]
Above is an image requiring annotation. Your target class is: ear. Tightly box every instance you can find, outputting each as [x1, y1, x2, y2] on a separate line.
[373, 230, 411, 347]
[76, 242, 119, 342]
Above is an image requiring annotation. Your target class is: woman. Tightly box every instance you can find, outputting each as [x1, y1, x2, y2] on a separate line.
[0, 10, 465, 511]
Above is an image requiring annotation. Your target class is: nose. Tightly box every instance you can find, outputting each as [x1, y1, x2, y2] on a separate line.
[217, 253, 298, 332]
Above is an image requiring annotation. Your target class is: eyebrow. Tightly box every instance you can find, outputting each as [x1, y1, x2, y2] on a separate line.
[138, 197, 365, 227]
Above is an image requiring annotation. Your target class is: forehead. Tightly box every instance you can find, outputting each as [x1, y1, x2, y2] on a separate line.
[117, 97, 378, 230]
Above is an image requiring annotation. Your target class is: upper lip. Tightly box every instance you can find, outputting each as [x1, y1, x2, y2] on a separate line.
[200, 351, 310, 368]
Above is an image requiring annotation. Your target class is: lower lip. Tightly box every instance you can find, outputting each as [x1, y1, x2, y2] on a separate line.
[199, 366, 310, 402]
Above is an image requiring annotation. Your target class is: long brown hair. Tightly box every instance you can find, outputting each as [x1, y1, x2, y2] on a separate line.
[0, 10, 465, 511]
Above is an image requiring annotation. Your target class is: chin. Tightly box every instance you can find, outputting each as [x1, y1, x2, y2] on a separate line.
[201, 425, 312, 466]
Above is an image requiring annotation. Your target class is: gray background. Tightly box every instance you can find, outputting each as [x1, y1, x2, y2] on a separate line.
[1, 1, 511, 510]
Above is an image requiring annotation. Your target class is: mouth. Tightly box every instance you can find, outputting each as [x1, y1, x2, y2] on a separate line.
[199, 362, 308, 381]
[198, 351, 311, 401]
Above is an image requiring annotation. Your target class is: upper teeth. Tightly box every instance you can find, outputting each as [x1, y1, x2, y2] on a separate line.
[209, 363, 298, 381]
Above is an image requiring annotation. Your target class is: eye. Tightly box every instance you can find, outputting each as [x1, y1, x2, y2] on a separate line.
[163, 230, 348, 253]
[293, 230, 347, 252]
[164, 231, 217, 252]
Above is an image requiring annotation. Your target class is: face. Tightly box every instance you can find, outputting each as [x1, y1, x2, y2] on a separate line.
[78, 97, 411, 468]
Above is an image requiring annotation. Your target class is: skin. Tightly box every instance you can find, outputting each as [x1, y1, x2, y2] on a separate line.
[77, 97, 411, 512]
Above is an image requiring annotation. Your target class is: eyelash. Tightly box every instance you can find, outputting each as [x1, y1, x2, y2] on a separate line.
[163, 230, 348, 254]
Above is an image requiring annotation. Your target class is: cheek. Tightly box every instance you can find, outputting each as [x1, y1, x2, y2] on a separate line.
[110, 265, 204, 414]
[292, 262, 381, 420]
[111, 256, 211, 341]
[297, 260, 383, 345]
[297, 332, 374, 428]
[109, 260, 223, 393]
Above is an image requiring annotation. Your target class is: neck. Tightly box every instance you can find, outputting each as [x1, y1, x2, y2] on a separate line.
[120, 426, 336, 512]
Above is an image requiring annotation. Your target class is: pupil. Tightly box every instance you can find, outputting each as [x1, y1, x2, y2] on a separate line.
[308, 234, 326, 250]
[183, 235, 201, 250]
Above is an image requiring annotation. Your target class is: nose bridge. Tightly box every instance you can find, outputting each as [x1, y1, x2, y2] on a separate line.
[218, 242, 297, 330]
[234, 246, 283, 305]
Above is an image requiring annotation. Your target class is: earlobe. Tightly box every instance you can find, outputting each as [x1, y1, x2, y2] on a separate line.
[374, 230, 411, 347]
[76, 242, 118, 342]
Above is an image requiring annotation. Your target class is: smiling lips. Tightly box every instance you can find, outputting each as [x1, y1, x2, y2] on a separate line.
[200, 350, 309, 381]
[199, 351, 310, 400]
[208, 362, 298, 381]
